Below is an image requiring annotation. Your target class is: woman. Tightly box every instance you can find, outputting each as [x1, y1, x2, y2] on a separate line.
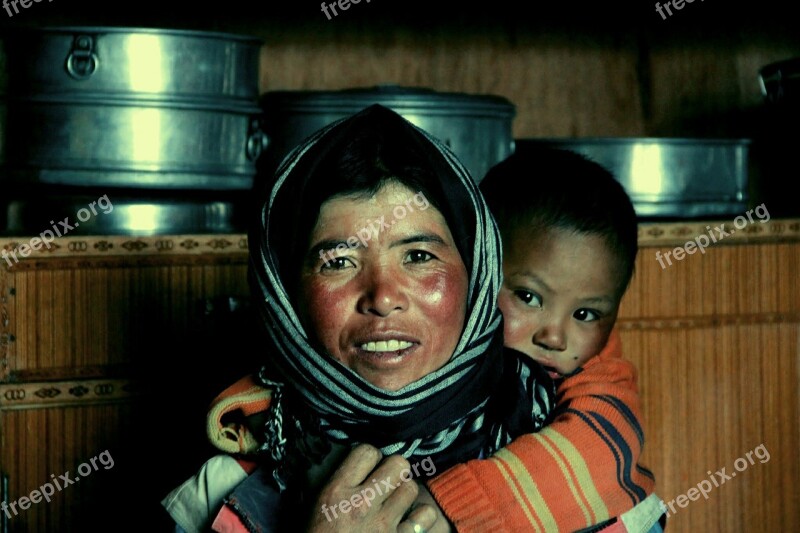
[163, 105, 660, 532]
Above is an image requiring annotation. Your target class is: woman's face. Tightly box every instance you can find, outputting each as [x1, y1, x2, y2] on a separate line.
[298, 181, 468, 391]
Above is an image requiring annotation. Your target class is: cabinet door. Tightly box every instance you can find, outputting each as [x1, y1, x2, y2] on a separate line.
[621, 229, 800, 532]
[1, 235, 255, 532]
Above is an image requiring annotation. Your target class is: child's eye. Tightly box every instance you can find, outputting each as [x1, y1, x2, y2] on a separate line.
[515, 290, 542, 308]
[574, 308, 600, 322]
[320, 256, 355, 271]
[404, 250, 435, 263]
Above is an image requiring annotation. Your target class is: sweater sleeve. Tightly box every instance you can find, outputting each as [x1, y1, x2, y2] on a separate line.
[426, 329, 656, 532]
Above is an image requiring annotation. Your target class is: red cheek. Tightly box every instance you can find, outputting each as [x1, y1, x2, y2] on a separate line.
[412, 268, 468, 331]
[300, 278, 350, 341]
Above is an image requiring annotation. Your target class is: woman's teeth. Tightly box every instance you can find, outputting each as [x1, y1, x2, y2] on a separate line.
[361, 340, 414, 352]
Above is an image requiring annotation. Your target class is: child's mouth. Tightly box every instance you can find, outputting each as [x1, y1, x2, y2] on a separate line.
[541, 364, 562, 380]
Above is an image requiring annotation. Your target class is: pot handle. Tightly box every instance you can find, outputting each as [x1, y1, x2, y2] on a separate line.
[66, 34, 99, 80]
[246, 117, 269, 162]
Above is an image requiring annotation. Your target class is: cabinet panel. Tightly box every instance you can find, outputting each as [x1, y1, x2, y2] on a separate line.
[1, 401, 213, 532]
[1, 236, 257, 532]
[620, 324, 799, 532]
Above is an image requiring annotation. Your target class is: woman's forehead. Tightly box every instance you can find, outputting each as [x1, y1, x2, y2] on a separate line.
[324, 180, 418, 207]
[312, 181, 449, 240]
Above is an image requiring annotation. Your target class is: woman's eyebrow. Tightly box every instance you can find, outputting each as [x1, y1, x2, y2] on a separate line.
[389, 233, 446, 248]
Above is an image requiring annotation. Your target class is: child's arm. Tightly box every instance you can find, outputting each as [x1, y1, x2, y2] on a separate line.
[426, 329, 656, 532]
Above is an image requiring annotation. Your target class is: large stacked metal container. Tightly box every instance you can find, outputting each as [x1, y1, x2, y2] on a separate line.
[0, 26, 265, 235]
[258, 85, 516, 186]
[514, 138, 751, 220]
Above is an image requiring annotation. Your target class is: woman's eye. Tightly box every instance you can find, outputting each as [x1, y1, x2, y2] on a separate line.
[320, 256, 355, 271]
[515, 290, 542, 308]
[404, 250, 434, 263]
[574, 308, 600, 322]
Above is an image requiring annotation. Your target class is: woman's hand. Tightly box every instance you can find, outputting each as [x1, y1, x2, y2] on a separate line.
[413, 483, 453, 533]
[306, 444, 440, 533]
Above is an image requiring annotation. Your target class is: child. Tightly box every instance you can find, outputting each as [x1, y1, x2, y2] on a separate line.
[480, 145, 638, 381]
[475, 145, 666, 531]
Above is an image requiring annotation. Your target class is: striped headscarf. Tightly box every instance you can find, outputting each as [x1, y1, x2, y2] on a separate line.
[248, 105, 552, 489]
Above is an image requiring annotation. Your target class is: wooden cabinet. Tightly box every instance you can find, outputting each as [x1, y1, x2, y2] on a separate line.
[619, 217, 800, 532]
[0, 235, 255, 531]
[2, 218, 799, 531]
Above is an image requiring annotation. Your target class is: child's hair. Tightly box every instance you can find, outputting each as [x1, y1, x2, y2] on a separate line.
[479, 146, 639, 295]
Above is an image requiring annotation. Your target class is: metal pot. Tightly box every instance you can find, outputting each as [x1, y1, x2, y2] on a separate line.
[514, 138, 751, 219]
[2, 26, 262, 103]
[753, 58, 800, 217]
[3, 98, 265, 190]
[0, 26, 265, 191]
[259, 85, 516, 183]
[758, 57, 800, 107]
[0, 188, 251, 236]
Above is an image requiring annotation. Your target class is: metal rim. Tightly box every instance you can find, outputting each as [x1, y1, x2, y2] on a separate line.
[261, 87, 516, 116]
[516, 137, 751, 145]
[4, 26, 264, 44]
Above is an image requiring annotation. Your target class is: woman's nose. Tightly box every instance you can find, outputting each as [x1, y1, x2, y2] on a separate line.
[356, 263, 408, 317]
[532, 317, 567, 352]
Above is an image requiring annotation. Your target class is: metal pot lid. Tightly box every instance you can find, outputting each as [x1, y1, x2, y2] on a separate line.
[2, 25, 263, 44]
[1, 26, 262, 104]
[261, 85, 516, 116]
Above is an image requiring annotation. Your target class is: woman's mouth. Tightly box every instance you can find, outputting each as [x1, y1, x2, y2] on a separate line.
[353, 337, 419, 366]
[360, 340, 414, 352]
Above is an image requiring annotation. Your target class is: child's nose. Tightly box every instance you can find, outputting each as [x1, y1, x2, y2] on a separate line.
[532, 320, 567, 352]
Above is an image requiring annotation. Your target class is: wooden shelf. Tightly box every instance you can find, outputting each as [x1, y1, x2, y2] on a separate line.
[2, 217, 799, 268]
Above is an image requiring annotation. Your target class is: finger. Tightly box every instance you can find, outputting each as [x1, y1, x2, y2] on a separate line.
[398, 504, 438, 533]
[379, 471, 419, 522]
[368, 454, 412, 490]
[329, 443, 384, 488]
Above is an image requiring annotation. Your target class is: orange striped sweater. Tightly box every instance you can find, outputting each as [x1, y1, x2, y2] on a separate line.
[192, 329, 657, 531]
[426, 330, 657, 531]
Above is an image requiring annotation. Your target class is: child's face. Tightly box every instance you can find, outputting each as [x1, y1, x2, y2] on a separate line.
[498, 227, 624, 379]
